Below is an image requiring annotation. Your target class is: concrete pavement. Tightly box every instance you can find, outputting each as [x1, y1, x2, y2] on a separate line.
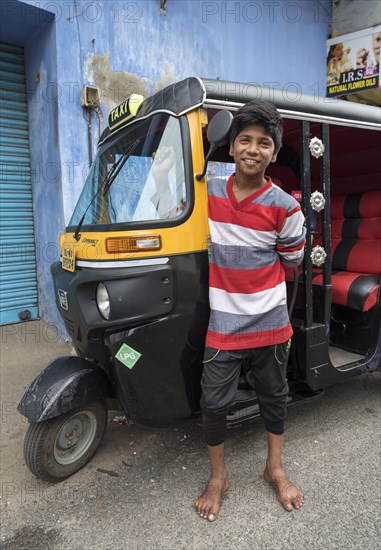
[1, 320, 380, 550]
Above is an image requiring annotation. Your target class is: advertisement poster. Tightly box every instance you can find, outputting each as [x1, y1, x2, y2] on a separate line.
[326, 25, 380, 97]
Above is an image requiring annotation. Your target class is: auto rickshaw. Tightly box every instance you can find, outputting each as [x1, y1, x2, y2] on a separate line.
[18, 77, 381, 482]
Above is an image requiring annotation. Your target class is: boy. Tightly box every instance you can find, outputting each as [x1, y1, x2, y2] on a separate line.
[195, 99, 306, 521]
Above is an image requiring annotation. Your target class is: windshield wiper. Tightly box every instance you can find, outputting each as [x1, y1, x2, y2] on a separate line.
[73, 139, 140, 241]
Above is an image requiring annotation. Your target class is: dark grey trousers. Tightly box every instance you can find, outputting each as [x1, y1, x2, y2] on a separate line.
[200, 342, 289, 445]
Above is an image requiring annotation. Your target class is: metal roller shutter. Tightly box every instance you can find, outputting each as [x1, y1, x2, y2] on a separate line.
[0, 42, 38, 324]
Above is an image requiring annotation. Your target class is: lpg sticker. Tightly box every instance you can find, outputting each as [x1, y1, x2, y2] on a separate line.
[115, 343, 142, 369]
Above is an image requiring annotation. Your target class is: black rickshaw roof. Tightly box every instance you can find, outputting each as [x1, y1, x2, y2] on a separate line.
[99, 77, 206, 143]
[99, 76, 381, 143]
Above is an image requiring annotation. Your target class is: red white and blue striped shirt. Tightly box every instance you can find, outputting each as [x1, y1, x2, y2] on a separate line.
[206, 174, 306, 350]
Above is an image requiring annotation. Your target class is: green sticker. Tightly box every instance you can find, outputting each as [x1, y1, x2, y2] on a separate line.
[115, 343, 141, 369]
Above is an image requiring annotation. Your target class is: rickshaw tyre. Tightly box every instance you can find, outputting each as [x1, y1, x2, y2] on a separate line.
[23, 400, 107, 483]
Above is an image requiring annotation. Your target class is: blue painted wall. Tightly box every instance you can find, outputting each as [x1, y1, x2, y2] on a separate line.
[24, 18, 66, 332]
[1, 0, 331, 334]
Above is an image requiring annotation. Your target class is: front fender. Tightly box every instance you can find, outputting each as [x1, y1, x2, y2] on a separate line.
[18, 356, 115, 422]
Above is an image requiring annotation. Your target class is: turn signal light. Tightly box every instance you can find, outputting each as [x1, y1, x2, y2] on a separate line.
[106, 235, 161, 253]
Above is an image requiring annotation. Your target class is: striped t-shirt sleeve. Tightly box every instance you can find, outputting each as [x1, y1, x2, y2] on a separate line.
[275, 202, 306, 266]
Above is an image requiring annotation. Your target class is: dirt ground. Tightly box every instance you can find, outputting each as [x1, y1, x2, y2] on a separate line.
[1, 320, 380, 550]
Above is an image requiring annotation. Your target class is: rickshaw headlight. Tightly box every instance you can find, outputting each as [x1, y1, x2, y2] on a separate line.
[96, 282, 110, 319]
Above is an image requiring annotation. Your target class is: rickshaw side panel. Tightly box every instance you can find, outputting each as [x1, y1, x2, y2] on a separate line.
[103, 251, 210, 426]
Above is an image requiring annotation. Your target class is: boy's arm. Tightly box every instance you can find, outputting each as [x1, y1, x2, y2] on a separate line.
[276, 204, 306, 267]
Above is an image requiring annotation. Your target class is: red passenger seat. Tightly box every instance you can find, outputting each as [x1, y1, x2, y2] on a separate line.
[312, 191, 381, 312]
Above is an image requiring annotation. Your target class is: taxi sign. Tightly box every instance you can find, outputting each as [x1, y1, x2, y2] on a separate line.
[62, 244, 76, 272]
[108, 94, 144, 131]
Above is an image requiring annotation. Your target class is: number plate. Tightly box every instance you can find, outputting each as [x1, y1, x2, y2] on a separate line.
[62, 244, 76, 272]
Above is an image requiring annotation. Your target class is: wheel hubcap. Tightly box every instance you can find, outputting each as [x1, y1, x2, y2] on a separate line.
[54, 410, 97, 465]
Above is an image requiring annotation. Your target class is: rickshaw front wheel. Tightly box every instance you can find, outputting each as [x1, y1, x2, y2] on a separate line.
[23, 400, 107, 482]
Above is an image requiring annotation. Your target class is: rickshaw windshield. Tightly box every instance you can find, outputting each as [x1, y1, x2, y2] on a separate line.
[68, 114, 186, 228]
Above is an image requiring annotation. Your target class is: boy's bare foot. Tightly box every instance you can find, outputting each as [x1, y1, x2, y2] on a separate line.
[195, 476, 229, 522]
[264, 464, 304, 512]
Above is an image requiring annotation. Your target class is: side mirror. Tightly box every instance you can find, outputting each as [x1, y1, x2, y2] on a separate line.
[196, 110, 233, 181]
[206, 110, 234, 147]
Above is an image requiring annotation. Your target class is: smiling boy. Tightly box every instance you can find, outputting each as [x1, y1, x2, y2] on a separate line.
[195, 100, 306, 521]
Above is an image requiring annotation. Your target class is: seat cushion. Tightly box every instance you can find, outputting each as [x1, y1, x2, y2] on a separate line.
[331, 191, 381, 274]
[312, 270, 379, 312]
[285, 191, 381, 312]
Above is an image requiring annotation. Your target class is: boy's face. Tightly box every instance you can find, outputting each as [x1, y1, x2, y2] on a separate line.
[229, 124, 277, 181]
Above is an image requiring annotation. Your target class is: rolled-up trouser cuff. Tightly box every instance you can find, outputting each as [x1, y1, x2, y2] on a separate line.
[202, 411, 227, 446]
[265, 419, 284, 435]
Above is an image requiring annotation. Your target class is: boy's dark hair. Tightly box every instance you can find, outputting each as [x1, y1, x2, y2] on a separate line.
[230, 99, 283, 152]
